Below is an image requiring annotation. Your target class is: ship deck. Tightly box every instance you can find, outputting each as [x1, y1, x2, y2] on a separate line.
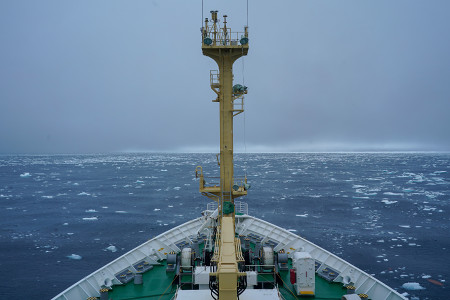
[107, 245, 349, 300]
[52, 215, 406, 300]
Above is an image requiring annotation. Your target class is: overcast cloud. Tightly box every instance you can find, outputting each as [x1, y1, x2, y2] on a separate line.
[1, 0, 449, 153]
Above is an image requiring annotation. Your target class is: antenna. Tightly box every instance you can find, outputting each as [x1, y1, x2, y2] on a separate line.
[247, 0, 249, 27]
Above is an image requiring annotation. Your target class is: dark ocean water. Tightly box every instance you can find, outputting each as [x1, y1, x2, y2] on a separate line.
[0, 153, 448, 300]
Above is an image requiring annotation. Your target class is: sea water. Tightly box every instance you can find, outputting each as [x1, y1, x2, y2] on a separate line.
[0, 153, 448, 299]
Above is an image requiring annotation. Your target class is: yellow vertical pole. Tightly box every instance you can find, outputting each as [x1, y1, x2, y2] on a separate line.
[201, 11, 249, 300]
[219, 54, 234, 208]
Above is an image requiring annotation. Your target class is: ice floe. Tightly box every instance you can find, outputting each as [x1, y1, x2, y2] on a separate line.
[401, 282, 425, 290]
[296, 214, 308, 217]
[82, 217, 98, 221]
[383, 192, 403, 196]
[67, 254, 82, 260]
[105, 245, 117, 252]
[77, 192, 90, 196]
[85, 209, 97, 213]
[381, 199, 398, 205]
[352, 185, 367, 189]
[399, 225, 411, 228]
[115, 211, 127, 214]
[20, 172, 31, 177]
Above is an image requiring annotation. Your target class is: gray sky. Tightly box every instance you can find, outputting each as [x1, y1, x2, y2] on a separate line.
[1, 0, 449, 153]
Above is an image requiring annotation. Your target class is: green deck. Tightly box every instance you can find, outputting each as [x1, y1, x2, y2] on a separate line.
[108, 261, 347, 300]
[108, 239, 347, 300]
[108, 261, 177, 300]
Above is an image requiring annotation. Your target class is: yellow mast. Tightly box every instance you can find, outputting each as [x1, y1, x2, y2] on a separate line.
[196, 10, 249, 300]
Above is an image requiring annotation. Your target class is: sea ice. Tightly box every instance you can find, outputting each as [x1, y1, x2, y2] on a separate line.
[82, 217, 98, 221]
[77, 192, 90, 196]
[352, 185, 367, 189]
[67, 254, 82, 260]
[115, 211, 127, 214]
[383, 192, 404, 196]
[401, 282, 425, 290]
[399, 225, 411, 228]
[154, 208, 161, 211]
[421, 275, 431, 279]
[42, 195, 53, 199]
[296, 214, 308, 217]
[381, 199, 398, 205]
[20, 172, 31, 177]
[105, 245, 117, 252]
[85, 209, 97, 213]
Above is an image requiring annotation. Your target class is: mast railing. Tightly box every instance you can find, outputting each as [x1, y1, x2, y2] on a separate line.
[203, 29, 248, 46]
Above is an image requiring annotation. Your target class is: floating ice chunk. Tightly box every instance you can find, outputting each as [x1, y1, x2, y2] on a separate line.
[173, 187, 181, 190]
[381, 199, 398, 205]
[82, 217, 98, 221]
[85, 209, 97, 213]
[377, 239, 385, 243]
[296, 214, 308, 217]
[63, 223, 69, 226]
[73, 183, 79, 186]
[399, 225, 410, 228]
[154, 208, 161, 211]
[135, 180, 144, 183]
[287, 229, 297, 232]
[400, 292, 409, 297]
[115, 211, 127, 214]
[78, 192, 90, 196]
[160, 169, 168, 172]
[352, 185, 366, 189]
[42, 195, 53, 199]
[401, 282, 425, 290]
[353, 207, 360, 210]
[105, 245, 117, 252]
[67, 254, 82, 260]
[383, 192, 404, 196]
[67, 233, 74, 235]
[168, 205, 173, 208]
[422, 275, 431, 279]
[20, 172, 31, 178]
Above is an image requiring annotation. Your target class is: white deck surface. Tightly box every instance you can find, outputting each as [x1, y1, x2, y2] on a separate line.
[176, 289, 280, 300]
